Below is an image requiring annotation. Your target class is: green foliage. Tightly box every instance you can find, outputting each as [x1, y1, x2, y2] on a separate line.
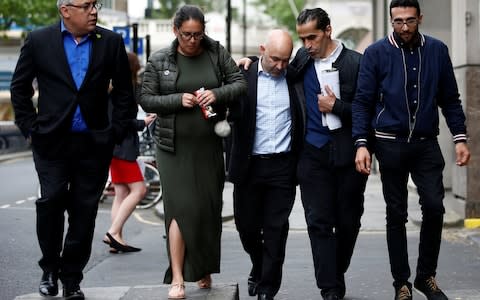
[151, 0, 300, 35]
[250, 0, 306, 34]
[0, 0, 58, 31]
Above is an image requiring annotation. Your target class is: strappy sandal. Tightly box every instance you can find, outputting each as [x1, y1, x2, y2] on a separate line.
[168, 282, 185, 299]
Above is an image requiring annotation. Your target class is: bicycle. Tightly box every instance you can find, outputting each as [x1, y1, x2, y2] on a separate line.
[138, 126, 156, 157]
[136, 155, 162, 209]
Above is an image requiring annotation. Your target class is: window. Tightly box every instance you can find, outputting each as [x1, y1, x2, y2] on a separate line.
[103, 0, 113, 9]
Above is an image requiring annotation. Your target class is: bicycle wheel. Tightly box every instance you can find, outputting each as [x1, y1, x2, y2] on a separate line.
[136, 163, 162, 209]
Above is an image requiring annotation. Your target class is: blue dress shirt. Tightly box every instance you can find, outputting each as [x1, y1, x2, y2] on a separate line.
[252, 59, 292, 155]
[61, 21, 91, 132]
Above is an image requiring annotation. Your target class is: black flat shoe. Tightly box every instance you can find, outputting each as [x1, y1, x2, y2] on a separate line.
[63, 285, 85, 300]
[257, 293, 274, 300]
[39, 271, 58, 297]
[106, 232, 142, 252]
[125, 245, 142, 252]
[248, 275, 258, 296]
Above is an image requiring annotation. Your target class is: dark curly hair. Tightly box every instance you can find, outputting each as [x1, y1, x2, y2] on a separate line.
[296, 8, 330, 31]
[173, 5, 206, 31]
[389, 0, 421, 17]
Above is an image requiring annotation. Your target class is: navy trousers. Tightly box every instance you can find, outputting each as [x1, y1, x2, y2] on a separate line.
[297, 142, 367, 296]
[233, 153, 296, 297]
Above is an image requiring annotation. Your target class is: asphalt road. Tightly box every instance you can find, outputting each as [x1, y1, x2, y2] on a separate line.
[2, 154, 480, 300]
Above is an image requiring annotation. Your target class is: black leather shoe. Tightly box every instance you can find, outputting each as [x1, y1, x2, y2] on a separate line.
[248, 275, 258, 296]
[39, 271, 58, 297]
[323, 292, 341, 300]
[258, 293, 274, 300]
[63, 285, 85, 300]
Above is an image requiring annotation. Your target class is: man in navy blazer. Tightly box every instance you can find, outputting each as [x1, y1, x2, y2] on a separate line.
[10, 1, 135, 299]
[228, 30, 303, 300]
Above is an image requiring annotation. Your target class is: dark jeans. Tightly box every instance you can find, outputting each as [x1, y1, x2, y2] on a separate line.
[233, 153, 296, 297]
[297, 142, 367, 295]
[33, 133, 112, 285]
[375, 138, 445, 287]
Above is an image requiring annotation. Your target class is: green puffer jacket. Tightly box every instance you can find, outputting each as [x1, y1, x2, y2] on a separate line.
[140, 36, 247, 153]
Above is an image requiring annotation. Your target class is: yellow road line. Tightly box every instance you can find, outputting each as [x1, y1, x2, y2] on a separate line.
[133, 211, 162, 226]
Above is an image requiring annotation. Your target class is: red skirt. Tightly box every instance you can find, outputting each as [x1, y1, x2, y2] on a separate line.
[110, 157, 144, 184]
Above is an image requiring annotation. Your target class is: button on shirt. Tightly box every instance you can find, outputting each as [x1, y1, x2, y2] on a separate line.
[404, 47, 421, 122]
[61, 21, 91, 132]
[252, 58, 292, 155]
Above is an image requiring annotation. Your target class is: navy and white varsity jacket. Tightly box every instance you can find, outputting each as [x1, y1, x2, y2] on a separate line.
[352, 32, 467, 147]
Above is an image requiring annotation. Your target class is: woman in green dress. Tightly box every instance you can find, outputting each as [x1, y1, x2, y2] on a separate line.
[140, 5, 246, 299]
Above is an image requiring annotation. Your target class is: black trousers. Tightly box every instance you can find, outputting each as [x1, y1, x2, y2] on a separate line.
[297, 142, 367, 295]
[233, 153, 296, 297]
[33, 133, 112, 285]
[375, 139, 445, 288]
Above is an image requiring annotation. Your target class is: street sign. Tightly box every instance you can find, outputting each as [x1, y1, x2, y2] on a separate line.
[113, 26, 130, 47]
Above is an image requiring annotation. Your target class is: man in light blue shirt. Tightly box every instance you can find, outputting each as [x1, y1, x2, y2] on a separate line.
[229, 29, 303, 300]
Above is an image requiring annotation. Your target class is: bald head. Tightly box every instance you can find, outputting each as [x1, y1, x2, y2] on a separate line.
[260, 29, 293, 77]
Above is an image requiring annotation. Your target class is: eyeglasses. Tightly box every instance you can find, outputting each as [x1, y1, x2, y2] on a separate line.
[66, 2, 102, 12]
[178, 30, 204, 41]
[392, 18, 418, 28]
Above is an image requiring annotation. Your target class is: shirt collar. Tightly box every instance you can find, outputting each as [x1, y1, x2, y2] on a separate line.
[61, 20, 93, 42]
[316, 40, 343, 64]
[257, 57, 287, 78]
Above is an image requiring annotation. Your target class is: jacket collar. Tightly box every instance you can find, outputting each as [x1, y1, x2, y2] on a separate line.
[295, 43, 348, 72]
[56, 21, 103, 90]
[389, 32, 425, 49]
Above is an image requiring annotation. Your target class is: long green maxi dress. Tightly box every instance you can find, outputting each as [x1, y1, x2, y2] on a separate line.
[156, 51, 225, 283]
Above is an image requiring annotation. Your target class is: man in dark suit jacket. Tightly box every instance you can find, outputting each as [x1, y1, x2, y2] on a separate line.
[228, 30, 302, 300]
[289, 8, 368, 300]
[10, 1, 135, 299]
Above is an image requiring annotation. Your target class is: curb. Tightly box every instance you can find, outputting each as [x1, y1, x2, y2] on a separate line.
[15, 283, 240, 300]
[0, 150, 31, 162]
[409, 211, 465, 228]
[467, 232, 480, 247]
[407, 182, 465, 228]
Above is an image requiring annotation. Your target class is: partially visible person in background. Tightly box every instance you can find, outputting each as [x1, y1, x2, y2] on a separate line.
[9, 1, 135, 299]
[103, 52, 156, 253]
[140, 5, 246, 299]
